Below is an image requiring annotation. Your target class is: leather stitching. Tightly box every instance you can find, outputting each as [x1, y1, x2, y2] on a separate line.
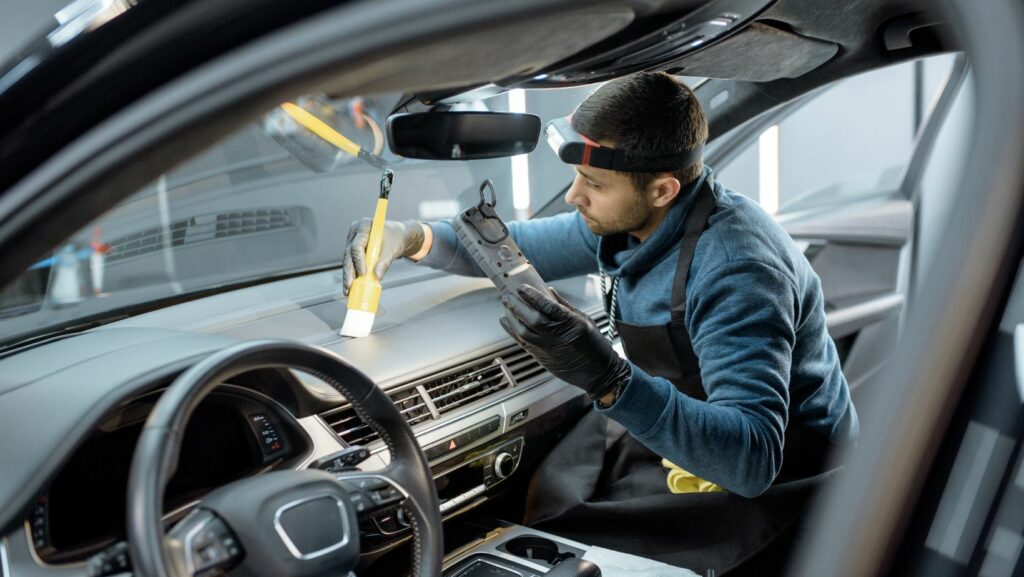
[405, 502, 423, 577]
[297, 364, 424, 572]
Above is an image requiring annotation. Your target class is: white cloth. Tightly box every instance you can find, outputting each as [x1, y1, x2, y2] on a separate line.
[581, 546, 700, 577]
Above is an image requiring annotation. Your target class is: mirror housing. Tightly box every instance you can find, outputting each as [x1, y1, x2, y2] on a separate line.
[387, 112, 541, 160]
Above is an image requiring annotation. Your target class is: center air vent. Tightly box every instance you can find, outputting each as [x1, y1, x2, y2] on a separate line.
[422, 361, 511, 415]
[500, 348, 546, 385]
[105, 207, 297, 263]
[318, 311, 609, 447]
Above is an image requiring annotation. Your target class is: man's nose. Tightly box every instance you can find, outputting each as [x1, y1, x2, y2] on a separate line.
[565, 176, 586, 206]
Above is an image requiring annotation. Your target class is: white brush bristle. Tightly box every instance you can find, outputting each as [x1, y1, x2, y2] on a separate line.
[340, 309, 376, 337]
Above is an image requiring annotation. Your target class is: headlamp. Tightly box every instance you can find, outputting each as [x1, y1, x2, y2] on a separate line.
[544, 116, 703, 173]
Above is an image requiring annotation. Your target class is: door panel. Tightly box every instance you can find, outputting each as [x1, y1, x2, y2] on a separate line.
[781, 197, 913, 389]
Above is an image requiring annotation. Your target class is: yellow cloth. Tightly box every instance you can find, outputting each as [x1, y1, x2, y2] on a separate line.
[662, 459, 726, 493]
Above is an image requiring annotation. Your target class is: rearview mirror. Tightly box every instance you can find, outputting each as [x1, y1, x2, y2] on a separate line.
[387, 112, 541, 160]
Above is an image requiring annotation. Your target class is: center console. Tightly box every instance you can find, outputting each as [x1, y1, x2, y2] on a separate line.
[441, 523, 701, 577]
[443, 524, 591, 577]
[436, 436, 524, 515]
[353, 424, 526, 544]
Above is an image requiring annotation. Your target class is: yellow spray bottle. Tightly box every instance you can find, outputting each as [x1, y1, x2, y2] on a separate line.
[340, 169, 393, 337]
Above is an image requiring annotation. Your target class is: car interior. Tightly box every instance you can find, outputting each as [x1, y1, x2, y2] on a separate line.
[1, 0, 1022, 577]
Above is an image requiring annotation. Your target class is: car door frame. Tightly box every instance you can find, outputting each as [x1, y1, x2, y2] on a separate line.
[792, 1, 1024, 575]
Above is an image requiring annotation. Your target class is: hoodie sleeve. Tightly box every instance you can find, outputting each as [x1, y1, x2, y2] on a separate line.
[416, 211, 599, 280]
[597, 259, 796, 498]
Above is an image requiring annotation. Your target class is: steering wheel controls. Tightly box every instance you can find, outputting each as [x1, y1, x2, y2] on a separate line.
[337, 476, 405, 515]
[85, 541, 131, 577]
[169, 509, 243, 577]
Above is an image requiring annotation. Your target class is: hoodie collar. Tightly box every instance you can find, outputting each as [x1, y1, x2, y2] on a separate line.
[596, 166, 712, 278]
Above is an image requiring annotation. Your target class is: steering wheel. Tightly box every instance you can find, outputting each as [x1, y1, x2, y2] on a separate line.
[126, 340, 443, 577]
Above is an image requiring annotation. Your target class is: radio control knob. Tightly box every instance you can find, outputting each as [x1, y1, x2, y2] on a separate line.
[494, 452, 515, 479]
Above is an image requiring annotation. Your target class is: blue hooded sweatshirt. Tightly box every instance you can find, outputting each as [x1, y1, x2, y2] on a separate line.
[417, 167, 859, 497]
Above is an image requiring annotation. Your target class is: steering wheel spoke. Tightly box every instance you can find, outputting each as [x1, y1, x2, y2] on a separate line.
[167, 509, 244, 577]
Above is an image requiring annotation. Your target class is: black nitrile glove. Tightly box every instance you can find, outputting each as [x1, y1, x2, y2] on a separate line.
[500, 285, 631, 401]
[342, 219, 425, 295]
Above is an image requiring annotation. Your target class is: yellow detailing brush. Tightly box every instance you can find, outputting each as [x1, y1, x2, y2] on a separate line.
[340, 170, 392, 337]
[278, 101, 388, 169]
[277, 101, 391, 337]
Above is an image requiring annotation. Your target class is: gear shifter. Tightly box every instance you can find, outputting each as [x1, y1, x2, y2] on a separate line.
[544, 559, 601, 577]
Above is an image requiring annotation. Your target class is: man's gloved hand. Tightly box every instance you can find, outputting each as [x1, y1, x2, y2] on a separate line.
[500, 285, 631, 402]
[342, 219, 425, 295]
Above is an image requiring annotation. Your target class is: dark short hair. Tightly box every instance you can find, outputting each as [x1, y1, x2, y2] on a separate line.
[571, 72, 708, 192]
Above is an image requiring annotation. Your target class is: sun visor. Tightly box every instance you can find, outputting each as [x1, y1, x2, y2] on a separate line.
[668, 23, 839, 82]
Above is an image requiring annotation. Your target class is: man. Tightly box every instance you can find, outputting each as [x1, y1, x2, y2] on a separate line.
[344, 72, 858, 569]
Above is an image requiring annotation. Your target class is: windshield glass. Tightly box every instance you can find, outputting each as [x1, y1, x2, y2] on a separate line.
[0, 87, 601, 345]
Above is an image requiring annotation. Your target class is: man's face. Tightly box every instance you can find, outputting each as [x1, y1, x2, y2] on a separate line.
[564, 165, 653, 237]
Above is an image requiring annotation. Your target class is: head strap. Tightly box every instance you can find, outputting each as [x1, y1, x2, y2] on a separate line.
[544, 116, 703, 173]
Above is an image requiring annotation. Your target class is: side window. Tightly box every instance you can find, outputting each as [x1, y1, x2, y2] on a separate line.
[716, 55, 957, 214]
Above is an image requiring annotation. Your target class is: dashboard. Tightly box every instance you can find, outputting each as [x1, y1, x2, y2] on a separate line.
[0, 267, 602, 577]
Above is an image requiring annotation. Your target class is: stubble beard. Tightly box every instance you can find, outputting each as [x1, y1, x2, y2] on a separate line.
[581, 195, 653, 237]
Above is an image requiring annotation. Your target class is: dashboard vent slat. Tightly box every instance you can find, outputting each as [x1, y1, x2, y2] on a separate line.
[500, 349, 546, 385]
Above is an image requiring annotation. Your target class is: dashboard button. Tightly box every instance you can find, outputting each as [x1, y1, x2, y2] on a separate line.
[369, 487, 402, 507]
[510, 409, 528, 426]
[347, 492, 370, 513]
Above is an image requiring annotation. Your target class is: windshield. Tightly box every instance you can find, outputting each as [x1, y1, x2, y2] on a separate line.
[0, 87, 598, 346]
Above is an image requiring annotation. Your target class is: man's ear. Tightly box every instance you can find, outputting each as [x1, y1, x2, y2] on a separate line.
[649, 174, 681, 207]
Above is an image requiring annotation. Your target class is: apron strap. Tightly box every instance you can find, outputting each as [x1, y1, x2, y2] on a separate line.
[669, 177, 718, 320]
[599, 270, 620, 340]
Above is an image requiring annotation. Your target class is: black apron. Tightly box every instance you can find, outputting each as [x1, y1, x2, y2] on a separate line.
[524, 178, 838, 574]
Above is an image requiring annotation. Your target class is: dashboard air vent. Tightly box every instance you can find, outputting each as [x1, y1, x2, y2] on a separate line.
[320, 404, 378, 447]
[391, 386, 432, 427]
[422, 360, 511, 416]
[319, 310, 607, 446]
[319, 384, 430, 447]
[500, 347, 546, 385]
